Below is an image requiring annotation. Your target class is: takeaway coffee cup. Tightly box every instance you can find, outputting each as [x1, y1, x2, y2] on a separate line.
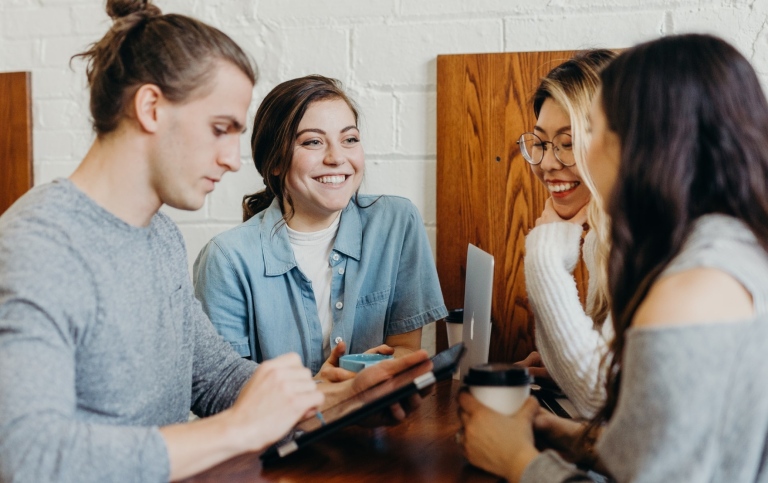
[463, 363, 532, 415]
[445, 308, 464, 347]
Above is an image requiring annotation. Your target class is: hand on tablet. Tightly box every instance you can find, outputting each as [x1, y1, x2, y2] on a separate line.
[352, 349, 432, 427]
[227, 353, 324, 452]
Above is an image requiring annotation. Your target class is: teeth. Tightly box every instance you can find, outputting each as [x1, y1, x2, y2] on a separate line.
[548, 181, 579, 193]
[316, 175, 346, 185]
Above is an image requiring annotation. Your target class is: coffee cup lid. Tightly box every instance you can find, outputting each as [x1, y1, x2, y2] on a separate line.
[445, 308, 464, 323]
[463, 363, 531, 386]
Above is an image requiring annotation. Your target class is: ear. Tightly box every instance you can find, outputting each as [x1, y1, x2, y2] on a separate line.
[133, 84, 164, 134]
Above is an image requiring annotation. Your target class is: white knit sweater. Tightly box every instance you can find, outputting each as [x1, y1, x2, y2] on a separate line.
[524, 222, 612, 418]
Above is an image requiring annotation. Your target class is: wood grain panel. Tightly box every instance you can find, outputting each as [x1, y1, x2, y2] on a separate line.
[0, 72, 33, 216]
[436, 52, 589, 363]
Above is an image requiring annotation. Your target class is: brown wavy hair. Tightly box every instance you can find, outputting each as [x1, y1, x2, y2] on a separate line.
[590, 34, 768, 434]
[72, 0, 256, 136]
[242, 75, 359, 222]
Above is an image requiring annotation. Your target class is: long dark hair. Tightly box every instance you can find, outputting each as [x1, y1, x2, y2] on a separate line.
[593, 33, 768, 428]
[72, 0, 256, 136]
[243, 75, 359, 222]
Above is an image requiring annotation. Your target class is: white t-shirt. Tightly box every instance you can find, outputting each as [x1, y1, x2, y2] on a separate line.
[286, 215, 341, 359]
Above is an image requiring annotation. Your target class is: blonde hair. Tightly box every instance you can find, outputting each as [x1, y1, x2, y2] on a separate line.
[532, 49, 616, 328]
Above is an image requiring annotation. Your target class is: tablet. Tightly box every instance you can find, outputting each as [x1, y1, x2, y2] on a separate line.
[261, 342, 466, 462]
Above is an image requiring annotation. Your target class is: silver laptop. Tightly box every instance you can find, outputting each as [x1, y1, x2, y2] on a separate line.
[459, 244, 494, 378]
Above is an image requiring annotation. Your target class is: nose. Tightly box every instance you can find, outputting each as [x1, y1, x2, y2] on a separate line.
[539, 145, 563, 172]
[324, 142, 346, 166]
[218, 137, 242, 172]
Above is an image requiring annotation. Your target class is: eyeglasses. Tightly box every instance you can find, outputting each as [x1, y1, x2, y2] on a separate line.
[516, 132, 575, 167]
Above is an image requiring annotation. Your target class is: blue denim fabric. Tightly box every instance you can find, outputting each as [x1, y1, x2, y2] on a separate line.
[193, 195, 448, 374]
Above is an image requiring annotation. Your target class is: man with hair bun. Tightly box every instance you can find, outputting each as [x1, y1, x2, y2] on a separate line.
[0, 1, 427, 481]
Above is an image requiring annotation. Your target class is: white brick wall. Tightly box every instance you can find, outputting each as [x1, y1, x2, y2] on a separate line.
[3, 0, 768, 354]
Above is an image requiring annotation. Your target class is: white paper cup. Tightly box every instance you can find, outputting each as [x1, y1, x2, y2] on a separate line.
[464, 364, 531, 415]
[446, 322, 463, 347]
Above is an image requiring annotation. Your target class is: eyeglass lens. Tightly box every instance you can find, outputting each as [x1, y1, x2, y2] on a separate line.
[519, 133, 574, 166]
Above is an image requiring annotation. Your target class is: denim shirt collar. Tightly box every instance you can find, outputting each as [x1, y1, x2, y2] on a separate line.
[259, 197, 362, 276]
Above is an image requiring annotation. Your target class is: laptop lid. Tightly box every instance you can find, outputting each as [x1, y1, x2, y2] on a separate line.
[459, 244, 494, 378]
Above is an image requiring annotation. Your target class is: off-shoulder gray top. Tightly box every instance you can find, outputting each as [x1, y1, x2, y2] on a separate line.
[522, 214, 768, 482]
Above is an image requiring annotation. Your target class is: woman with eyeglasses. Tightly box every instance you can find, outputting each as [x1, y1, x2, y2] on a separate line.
[458, 33, 768, 483]
[515, 50, 616, 419]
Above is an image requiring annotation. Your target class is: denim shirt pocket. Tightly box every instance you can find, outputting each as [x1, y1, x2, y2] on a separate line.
[354, 287, 391, 344]
[356, 287, 391, 308]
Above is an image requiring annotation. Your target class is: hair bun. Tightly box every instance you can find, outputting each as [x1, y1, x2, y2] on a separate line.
[106, 0, 161, 20]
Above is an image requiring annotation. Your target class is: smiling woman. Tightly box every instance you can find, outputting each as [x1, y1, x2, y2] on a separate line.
[193, 75, 448, 380]
[514, 49, 617, 419]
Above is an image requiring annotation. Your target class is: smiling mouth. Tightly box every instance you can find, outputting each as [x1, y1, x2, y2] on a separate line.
[547, 181, 580, 193]
[314, 175, 348, 185]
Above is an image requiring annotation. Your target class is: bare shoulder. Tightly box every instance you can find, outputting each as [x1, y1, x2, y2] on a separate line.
[633, 268, 754, 328]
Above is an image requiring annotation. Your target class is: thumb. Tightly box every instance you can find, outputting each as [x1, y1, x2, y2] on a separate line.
[327, 340, 347, 366]
[517, 396, 541, 421]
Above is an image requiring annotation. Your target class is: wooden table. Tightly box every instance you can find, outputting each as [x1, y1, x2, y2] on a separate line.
[181, 379, 501, 482]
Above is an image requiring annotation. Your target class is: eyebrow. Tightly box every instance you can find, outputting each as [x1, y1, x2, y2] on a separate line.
[296, 125, 359, 137]
[533, 125, 571, 136]
[213, 116, 246, 133]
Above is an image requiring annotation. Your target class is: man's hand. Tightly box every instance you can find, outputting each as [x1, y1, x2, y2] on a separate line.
[227, 353, 324, 452]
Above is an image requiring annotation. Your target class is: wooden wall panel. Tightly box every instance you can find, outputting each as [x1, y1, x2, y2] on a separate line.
[436, 52, 589, 363]
[0, 71, 33, 216]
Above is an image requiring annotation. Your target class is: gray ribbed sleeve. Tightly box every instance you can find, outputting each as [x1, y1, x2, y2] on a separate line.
[524, 223, 610, 418]
[0, 179, 256, 482]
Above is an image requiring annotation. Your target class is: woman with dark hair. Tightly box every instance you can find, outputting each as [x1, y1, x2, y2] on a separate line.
[458, 33, 768, 482]
[194, 75, 447, 380]
[517, 49, 616, 418]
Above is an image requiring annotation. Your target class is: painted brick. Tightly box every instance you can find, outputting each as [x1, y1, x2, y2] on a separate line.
[33, 129, 75, 160]
[161, 201, 209, 224]
[31, 67, 85, 100]
[351, 89, 396, 155]
[268, 26, 349, 83]
[504, 11, 665, 52]
[72, 4, 110, 36]
[354, 20, 503, 86]
[208, 163, 264, 222]
[671, 7, 767, 60]
[42, 36, 94, 67]
[259, 0, 395, 21]
[177, 224, 235, 273]
[34, 161, 78, 185]
[397, 91, 436, 156]
[35, 99, 88, 130]
[0, 39, 40, 70]
[360, 160, 437, 225]
[3, 7, 73, 38]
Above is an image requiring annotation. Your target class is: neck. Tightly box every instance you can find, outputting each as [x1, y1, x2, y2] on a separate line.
[285, 207, 342, 233]
[70, 125, 161, 227]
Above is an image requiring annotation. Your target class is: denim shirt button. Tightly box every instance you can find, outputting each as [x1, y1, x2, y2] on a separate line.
[332, 253, 340, 261]
[335, 301, 344, 309]
[338, 267, 345, 275]
[334, 336, 343, 344]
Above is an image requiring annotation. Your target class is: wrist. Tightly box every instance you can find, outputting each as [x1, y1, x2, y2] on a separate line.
[217, 407, 268, 454]
[507, 446, 540, 483]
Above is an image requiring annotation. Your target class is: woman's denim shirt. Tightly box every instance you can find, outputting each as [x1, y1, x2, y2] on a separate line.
[193, 195, 448, 374]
